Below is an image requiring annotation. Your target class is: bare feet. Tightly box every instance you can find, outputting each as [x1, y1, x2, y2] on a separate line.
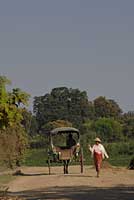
[97, 171, 100, 177]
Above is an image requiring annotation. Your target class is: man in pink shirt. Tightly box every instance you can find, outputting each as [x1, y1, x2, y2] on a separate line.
[89, 137, 109, 177]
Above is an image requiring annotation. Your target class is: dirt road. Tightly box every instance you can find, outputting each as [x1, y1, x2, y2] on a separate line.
[7, 165, 134, 200]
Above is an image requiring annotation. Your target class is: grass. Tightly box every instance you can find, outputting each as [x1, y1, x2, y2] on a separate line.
[23, 148, 48, 166]
[109, 155, 133, 167]
[23, 148, 133, 167]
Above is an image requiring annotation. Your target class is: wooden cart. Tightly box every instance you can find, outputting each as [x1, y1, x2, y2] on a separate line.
[47, 127, 84, 174]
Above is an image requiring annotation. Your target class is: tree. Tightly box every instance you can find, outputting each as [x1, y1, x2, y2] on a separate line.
[91, 118, 123, 142]
[0, 124, 28, 168]
[33, 87, 94, 130]
[0, 75, 30, 167]
[0, 76, 13, 128]
[122, 111, 134, 139]
[11, 88, 30, 107]
[42, 119, 73, 133]
[21, 109, 38, 136]
[94, 96, 122, 119]
[0, 76, 11, 103]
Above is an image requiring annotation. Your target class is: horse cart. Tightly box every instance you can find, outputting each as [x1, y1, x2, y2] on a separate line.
[47, 127, 84, 174]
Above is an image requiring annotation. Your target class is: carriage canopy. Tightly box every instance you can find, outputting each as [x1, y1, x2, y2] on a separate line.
[50, 127, 80, 138]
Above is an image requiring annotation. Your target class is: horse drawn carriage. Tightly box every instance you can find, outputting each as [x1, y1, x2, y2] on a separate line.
[47, 127, 84, 174]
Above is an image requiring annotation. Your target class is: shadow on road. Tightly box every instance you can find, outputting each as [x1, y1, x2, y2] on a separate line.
[12, 170, 48, 176]
[18, 173, 48, 176]
[12, 171, 92, 177]
[9, 185, 134, 200]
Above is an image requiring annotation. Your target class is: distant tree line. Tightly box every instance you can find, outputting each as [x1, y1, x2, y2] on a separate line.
[32, 87, 134, 143]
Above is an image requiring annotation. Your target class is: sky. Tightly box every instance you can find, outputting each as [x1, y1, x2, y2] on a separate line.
[0, 0, 134, 113]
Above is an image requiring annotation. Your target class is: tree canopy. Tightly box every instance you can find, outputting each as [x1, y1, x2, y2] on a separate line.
[33, 87, 94, 130]
[0, 75, 30, 168]
[94, 96, 122, 119]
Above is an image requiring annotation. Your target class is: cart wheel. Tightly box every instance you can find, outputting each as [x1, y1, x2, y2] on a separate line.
[48, 157, 51, 175]
[80, 147, 84, 173]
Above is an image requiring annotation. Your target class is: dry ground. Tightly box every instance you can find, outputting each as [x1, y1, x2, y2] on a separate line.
[6, 165, 134, 200]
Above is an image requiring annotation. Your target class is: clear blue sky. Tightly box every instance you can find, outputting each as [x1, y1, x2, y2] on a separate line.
[0, 0, 134, 112]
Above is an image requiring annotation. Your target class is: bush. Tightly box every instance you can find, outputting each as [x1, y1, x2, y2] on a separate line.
[0, 125, 28, 168]
[29, 134, 49, 149]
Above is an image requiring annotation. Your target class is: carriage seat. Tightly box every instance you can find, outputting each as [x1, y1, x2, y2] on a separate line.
[52, 145, 76, 160]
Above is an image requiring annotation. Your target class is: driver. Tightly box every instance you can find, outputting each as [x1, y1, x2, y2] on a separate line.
[66, 133, 76, 148]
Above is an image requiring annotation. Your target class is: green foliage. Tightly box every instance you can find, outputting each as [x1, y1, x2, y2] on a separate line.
[29, 134, 49, 149]
[105, 141, 134, 156]
[122, 111, 134, 139]
[0, 125, 28, 168]
[42, 119, 72, 132]
[24, 148, 48, 166]
[24, 141, 134, 167]
[0, 76, 30, 129]
[109, 154, 133, 166]
[91, 118, 123, 142]
[94, 96, 122, 119]
[21, 109, 38, 136]
[0, 76, 14, 128]
[0, 75, 30, 168]
[11, 88, 30, 107]
[33, 87, 94, 130]
[0, 76, 11, 104]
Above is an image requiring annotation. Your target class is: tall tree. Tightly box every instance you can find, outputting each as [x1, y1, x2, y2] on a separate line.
[94, 96, 122, 119]
[21, 108, 38, 136]
[0, 75, 30, 167]
[11, 88, 30, 107]
[0, 76, 11, 103]
[122, 111, 134, 139]
[33, 87, 94, 131]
